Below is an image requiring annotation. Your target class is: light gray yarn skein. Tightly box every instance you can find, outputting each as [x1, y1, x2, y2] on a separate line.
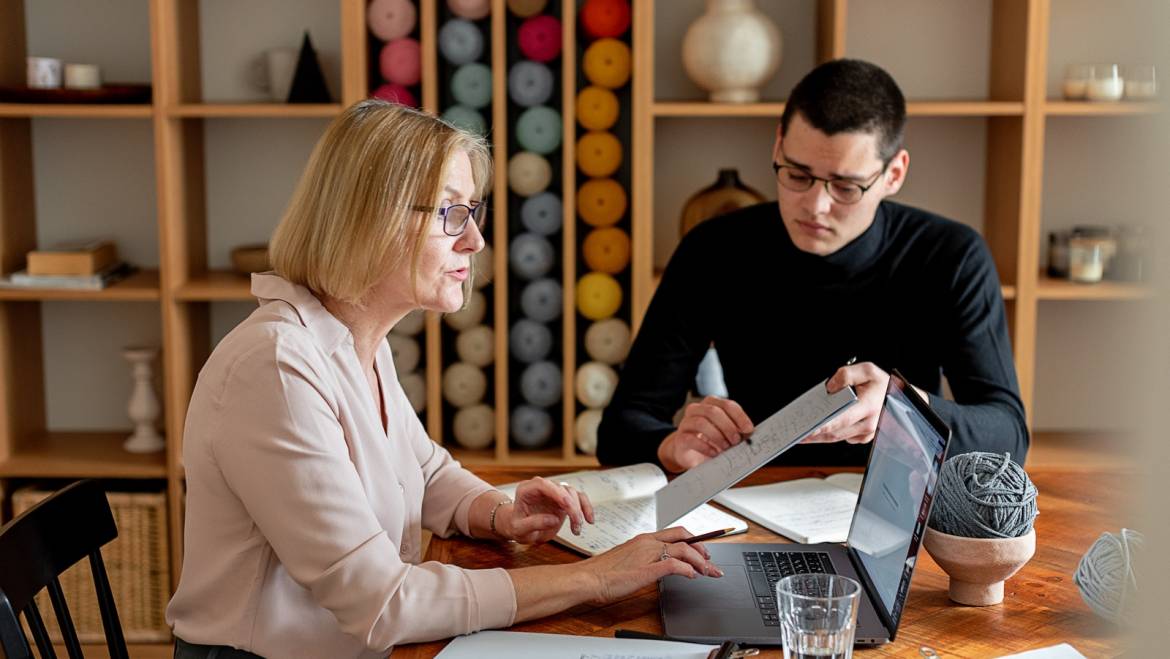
[1074, 528, 1143, 624]
[929, 452, 1037, 539]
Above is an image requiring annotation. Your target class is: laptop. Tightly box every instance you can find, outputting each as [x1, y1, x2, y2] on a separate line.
[659, 370, 952, 646]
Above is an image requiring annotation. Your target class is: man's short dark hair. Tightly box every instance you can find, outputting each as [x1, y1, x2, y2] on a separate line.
[780, 59, 906, 164]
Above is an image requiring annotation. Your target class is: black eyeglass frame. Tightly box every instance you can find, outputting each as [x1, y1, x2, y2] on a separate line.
[412, 203, 488, 236]
[771, 160, 889, 205]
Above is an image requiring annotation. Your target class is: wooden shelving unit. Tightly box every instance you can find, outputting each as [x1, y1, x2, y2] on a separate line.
[0, 0, 1159, 644]
[0, 269, 162, 301]
[168, 103, 344, 118]
[0, 104, 154, 118]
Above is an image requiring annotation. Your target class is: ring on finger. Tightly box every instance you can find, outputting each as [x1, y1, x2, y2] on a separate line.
[658, 542, 670, 562]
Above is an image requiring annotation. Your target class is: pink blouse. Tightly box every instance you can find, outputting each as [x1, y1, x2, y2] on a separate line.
[166, 273, 516, 658]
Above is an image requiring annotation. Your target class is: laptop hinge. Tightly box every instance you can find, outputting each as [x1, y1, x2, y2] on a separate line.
[846, 546, 898, 640]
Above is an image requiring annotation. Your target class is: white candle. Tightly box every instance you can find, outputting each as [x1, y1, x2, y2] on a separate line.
[64, 63, 101, 90]
[1086, 77, 1124, 102]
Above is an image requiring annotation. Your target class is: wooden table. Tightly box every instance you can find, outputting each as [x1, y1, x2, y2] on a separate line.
[395, 466, 1131, 658]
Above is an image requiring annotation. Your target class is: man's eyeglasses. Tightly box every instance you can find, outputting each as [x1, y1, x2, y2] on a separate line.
[413, 203, 487, 237]
[772, 161, 886, 205]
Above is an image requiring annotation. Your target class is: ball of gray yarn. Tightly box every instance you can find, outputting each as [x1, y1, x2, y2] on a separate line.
[520, 278, 562, 323]
[929, 452, 1038, 539]
[510, 319, 553, 363]
[1074, 528, 1143, 624]
[520, 192, 563, 236]
[519, 360, 562, 407]
[438, 19, 484, 65]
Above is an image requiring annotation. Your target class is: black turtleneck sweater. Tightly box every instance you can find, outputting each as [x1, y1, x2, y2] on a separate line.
[597, 200, 1029, 467]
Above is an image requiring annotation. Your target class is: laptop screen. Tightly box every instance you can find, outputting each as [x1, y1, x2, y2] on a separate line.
[846, 373, 949, 627]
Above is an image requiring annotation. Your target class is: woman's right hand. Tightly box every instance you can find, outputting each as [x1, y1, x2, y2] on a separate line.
[580, 527, 724, 605]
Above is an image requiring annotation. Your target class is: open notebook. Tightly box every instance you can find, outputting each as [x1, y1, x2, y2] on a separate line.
[498, 463, 746, 556]
[712, 472, 864, 544]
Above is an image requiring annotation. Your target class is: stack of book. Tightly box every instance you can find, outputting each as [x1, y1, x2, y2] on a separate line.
[0, 240, 134, 290]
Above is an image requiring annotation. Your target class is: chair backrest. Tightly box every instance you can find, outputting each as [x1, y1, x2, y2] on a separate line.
[0, 480, 128, 659]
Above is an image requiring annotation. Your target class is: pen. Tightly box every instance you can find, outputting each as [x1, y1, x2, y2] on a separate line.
[685, 527, 736, 544]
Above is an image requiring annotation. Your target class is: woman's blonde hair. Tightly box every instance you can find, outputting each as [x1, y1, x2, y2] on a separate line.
[270, 99, 492, 305]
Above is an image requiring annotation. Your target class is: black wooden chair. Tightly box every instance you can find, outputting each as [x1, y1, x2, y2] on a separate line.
[0, 479, 128, 659]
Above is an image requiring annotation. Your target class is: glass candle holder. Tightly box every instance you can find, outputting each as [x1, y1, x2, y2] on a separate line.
[1062, 63, 1092, 100]
[1125, 64, 1157, 100]
[1087, 64, 1124, 102]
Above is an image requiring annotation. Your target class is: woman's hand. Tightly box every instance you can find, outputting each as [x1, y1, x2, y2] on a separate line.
[498, 477, 595, 544]
[581, 527, 724, 605]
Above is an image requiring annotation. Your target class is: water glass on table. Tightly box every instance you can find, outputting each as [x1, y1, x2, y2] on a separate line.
[776, 573, 861, 659]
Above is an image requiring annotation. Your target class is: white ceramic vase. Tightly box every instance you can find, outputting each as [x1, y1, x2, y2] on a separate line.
[681, 0, 782, 103]
[123, 346, 164, 453]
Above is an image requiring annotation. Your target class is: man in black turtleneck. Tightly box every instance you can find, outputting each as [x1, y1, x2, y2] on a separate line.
[597, 59, 1028, 473]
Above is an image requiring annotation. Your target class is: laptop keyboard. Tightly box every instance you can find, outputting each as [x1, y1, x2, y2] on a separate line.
[744, 551, 836, 626]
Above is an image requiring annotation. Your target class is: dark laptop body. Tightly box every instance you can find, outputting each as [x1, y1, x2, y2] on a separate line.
[659, 370, 952, 646]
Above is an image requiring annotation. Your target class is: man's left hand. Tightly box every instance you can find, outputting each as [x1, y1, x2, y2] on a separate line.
[804, 362, 888, 445]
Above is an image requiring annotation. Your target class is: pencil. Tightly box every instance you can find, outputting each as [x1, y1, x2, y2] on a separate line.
[685, 527, 736, 544]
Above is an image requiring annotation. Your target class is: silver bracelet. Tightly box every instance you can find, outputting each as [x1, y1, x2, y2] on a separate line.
[488, 497, 512, 538]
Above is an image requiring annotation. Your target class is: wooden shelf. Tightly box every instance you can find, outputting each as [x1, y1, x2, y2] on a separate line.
[1036, 275, 1150, 301]
[1043, 101, 1162, 116]
[0, 269, 161, 301]
[168, 103, 343, 118]
[0, 103, 153, 118]
[0, 432, 167, 479]
[174, 271, 255, 301]
[651, 100, 1024, 118]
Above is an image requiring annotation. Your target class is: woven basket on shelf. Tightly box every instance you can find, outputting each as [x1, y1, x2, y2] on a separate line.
[12, 487, 172, 643]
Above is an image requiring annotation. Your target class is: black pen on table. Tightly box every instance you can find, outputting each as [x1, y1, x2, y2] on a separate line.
[684, 527, 736, 544]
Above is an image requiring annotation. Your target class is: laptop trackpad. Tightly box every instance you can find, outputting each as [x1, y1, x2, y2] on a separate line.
[662, 564, 761, 639]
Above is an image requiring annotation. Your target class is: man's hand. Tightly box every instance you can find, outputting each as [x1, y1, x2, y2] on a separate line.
[804, 362, 927, 445]
[657, 395, 754, 472]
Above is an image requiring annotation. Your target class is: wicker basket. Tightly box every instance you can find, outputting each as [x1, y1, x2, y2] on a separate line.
[12, 486, 172, 643]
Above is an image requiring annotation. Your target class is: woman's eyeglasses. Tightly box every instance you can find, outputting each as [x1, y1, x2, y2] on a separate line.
[412, 203, 488, 236]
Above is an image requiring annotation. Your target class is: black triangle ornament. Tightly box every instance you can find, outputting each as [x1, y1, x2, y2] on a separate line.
[287, 31, 332, 103]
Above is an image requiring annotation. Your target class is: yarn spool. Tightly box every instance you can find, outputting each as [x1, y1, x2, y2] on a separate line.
[510, 319, 553, 363]
[1074, 528, 1143, 624]
[512, 405, 554, 448]
[520, 192, 563, 236]
[444, 290, 487, 330]
[508, 151, 553, 197]
[453, 404, 495, 450]
[451, 63, 493, 108]
[520, 278, 563, 323]
[380, 38, 421, 86]
[442, 104, 486, 135]
[438, 19, 484, 65]
[372, 83, 417, 107]
[367, 0, 418, 41]
[515, 105, 563, 155]
[930, 452, 1038, 539]
[509, 232, 556, 281]
[508, 61, 555, 107]
[520, 360, 562, 408]
[455, 325, 494, 367]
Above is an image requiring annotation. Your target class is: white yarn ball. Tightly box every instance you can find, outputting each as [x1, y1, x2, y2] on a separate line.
[387, 334, 420, 374]
[445, 290, 487, 330]
[1074, 528, 1143, 624]
[442, 362, 487, 407]
[455, 325, 494, 367]
[453, 404, 495, 449]
[574, 408, 603, 455]
[575, 361, 618, 408]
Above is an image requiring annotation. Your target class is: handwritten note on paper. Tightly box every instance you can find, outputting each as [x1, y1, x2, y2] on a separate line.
[655, 380, 857, 529]
[497, 463, 666, 503]
[496, 464, 747, 556]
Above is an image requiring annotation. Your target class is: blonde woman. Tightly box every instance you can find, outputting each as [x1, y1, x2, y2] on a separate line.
[166, 100, 721, 659]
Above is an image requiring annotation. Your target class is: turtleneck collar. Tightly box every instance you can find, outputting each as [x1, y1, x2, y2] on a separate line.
[776, 202, 889, 280]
